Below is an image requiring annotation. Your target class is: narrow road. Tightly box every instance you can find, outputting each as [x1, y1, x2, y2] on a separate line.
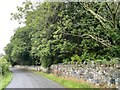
[6, 67, 63, 88]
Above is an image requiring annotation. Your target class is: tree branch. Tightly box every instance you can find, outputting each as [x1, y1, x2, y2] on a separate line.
[105, 3, 113, 15]
[81, 34, 112, 47]
[61, 32, 113, 48]
[114, 2, 120, 14]
[97, 3, 104, 14]
[80, 3, 107, 30]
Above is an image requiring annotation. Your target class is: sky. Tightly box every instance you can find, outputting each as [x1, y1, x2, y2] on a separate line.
[0, 0, 26, 54]
[0, 0, 42, 54]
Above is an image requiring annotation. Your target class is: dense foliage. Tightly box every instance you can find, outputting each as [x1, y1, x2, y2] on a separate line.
[0, 57, 10, 75]
[4, 1, 120, 67]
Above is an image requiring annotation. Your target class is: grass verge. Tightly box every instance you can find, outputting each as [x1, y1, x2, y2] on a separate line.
[0, 72, 13, 90]
[34, 71, 93, 88]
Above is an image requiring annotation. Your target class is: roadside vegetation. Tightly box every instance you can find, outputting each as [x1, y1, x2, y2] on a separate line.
[0, 57, 12, 89]
[3, 1, 120, 88]
[34, 71, 93, 88]
[4, 2, 120, 67]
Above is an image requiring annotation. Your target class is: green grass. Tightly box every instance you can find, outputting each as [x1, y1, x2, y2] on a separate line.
[34, 71, 92, 88]
[0, 72, 13, 90]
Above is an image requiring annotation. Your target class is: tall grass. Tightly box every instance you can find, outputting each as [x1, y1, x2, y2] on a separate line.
[0, 57, 13, 89]
[0, 72, 12, 90]
[35, 71, 93, 88]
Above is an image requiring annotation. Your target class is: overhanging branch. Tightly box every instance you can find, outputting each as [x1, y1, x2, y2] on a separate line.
[80, 3, 107, 29]
[62, 32, 113, 48]
[81, 34, 112, 47]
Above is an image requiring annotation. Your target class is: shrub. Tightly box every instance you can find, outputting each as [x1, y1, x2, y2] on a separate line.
[109, 58, 119, 65]
[71, 54, 82, 63]
[0, 57, 10, 75]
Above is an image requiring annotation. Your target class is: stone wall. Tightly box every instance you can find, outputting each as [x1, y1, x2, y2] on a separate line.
[50, 62, 120, 88]
[14, 62, 120, 89]
[15, 65, 49, 73]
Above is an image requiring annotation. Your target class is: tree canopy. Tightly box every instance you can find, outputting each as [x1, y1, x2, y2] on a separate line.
[4, 1, 120, 67]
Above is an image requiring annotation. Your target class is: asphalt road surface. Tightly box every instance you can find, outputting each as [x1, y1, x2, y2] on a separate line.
[6, 67, 63, 88]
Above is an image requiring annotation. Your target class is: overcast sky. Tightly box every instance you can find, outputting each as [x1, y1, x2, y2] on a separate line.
[0, 0, 42, 54]
[0, 0, 26, 54]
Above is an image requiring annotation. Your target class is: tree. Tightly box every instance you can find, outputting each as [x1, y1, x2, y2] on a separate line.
[5, 1, 120, 67]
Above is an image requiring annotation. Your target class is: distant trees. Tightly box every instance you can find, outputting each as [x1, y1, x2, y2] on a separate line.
[4, 1, 120, 67]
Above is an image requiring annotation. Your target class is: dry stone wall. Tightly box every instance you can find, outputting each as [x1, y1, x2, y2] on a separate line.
[50, 62, 120, 88]
[15, 62, 120, 89]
